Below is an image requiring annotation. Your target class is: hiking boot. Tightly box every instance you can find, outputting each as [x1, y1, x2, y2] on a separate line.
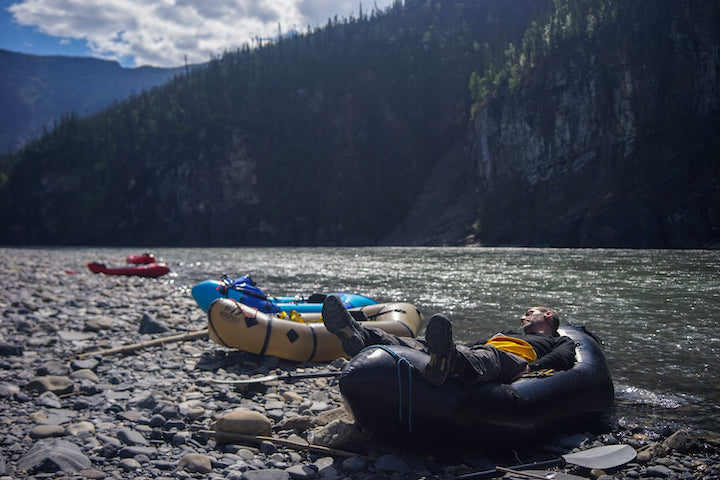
[322, 295, 365, 356]
[424, 314, 455, 386]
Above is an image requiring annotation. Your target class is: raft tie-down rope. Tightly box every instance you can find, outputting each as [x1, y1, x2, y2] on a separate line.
[368, 345, 415, 432]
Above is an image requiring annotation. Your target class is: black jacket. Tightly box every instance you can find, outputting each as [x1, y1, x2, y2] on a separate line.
[466, 330, 576, 371]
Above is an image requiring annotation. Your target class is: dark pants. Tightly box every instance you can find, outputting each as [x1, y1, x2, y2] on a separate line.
[361, 327, 527, 385]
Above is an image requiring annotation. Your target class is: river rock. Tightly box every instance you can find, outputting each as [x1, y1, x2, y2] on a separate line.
[25, 375, 74, 394]
[36, 360, 70, 376]
[636, 442, 667, 463]
[286, 464, 318, 479]
[664, 429, 699, 453]
[313, 406, 352, 426]
[178, 399, 206, 420]
[29, 424, 65, 439]
[66, 420, 95, 437]
[84, 316, 113, 332]
[276, 415, 314, 432]
[176, 453, 213, 473]
[70, 368, 100, 382]
[243, 469, 291, 480]
[282, 390, 304, 403]
[309, 419, 365, 450]
[36, 390, 62, 408]
[0, 341, 23, 356]
[118, 445, 157, 459]
[119, 457, 142, 471]
[16, 438, 91, 473]
[77, 468, 106, 479]
[117, 426, 149, 446]
[646, 464, 674, 477]
[139, 312, 170, 333]
[213, 409, 272, 439]
[0, 383, 20, 398]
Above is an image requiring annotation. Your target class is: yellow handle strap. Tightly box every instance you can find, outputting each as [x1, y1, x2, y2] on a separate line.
[277, 310, 306, 323]
[522, 368, 555, 378]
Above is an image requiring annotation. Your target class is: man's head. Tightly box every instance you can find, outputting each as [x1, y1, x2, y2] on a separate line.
[520, 306, 560, 335]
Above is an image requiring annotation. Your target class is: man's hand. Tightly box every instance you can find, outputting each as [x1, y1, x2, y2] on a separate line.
[511, 364, 531, 381]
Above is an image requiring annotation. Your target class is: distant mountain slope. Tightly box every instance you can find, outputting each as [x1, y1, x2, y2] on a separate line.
[0, 49, 188, 152]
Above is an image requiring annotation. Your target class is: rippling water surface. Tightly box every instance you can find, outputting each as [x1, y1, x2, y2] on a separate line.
[58, 247, 720, 432]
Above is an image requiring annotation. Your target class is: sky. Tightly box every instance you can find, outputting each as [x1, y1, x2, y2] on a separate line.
[0, 0, 396, 68]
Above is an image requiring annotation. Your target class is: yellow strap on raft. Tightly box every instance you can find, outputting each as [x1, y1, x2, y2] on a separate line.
[522, 368, 555, 378]
[485, 335, 538, 362]
[277, 310, 306, 323]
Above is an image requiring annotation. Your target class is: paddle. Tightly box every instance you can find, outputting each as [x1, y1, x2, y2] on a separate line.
[453, 444, 637, 480]
[207, 370, 342, 385]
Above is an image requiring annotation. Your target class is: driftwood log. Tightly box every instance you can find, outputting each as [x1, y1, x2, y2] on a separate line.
[199, 430, 376, 461]
[75, 329, 209, 359]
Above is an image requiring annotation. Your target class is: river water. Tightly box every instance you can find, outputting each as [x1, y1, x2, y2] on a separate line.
[27, 247, 720, 434]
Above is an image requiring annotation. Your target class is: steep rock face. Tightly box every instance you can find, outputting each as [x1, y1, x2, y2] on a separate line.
[465, 3, 720, 247]
[382, 143, 477, 246]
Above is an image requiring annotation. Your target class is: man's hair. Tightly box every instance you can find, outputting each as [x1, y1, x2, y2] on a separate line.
[534, 306, 560, 331]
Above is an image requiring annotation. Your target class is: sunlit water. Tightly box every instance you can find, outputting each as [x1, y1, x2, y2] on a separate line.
[23, 247, 720, 433]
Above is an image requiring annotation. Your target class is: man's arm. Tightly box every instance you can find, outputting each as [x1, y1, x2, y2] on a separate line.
[528, 336, 576, 371]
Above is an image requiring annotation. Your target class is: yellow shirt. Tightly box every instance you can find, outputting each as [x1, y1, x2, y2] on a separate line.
[485, 335, 538, 362]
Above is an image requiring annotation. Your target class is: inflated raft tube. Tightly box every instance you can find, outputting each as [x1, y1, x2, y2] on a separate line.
[339, 324, 614, 445]
[192, 277, 377, 313]
[207, 298, 424, 362]
[87, 261, 170, 278]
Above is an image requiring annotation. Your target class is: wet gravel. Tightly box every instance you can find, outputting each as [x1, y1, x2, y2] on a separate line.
[1, 248, 718, 479]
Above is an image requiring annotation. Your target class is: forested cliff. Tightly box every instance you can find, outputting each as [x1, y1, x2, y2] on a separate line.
[1, 0, 718, 248]
[391, 1, 720, 248]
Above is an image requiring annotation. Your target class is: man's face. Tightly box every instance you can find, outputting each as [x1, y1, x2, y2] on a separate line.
[520, 308, 552, 333]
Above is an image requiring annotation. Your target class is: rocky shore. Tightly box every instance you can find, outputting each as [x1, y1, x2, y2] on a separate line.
[1, 249, 718, 479]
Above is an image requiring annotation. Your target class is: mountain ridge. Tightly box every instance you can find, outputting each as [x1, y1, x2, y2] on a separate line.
[0, 48, 189, 152]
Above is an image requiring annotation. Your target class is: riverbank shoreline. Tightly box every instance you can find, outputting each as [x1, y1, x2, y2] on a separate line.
[1, 249, 718, 479]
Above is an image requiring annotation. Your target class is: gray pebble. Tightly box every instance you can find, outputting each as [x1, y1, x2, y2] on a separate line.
[25, 375, 74, 394]
[149, 413, 167, 427]
[646, 465, 675, 477]
[139, 312, 171, 333]
[285, 464, 318, 479]
[119, 457, 142, 471]
[118, 445, 157, 459]
[36, 390, 62, 408]
[117, 426, 149, 446]
[243, 469, 291, 480]
[342, 456, 367, 472]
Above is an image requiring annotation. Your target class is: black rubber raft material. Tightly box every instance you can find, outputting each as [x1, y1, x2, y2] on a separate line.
[339, 324, 614, 446]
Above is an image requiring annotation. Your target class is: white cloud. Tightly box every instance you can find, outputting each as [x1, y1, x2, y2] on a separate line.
[8, 0, 394, 67]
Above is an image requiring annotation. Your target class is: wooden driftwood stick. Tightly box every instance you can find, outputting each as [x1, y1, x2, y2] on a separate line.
[75, 329, 209, 359]
[199, 430, 376, 462]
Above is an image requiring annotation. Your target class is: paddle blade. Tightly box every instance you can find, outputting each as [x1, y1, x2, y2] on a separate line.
[562, 445, 636, 469]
